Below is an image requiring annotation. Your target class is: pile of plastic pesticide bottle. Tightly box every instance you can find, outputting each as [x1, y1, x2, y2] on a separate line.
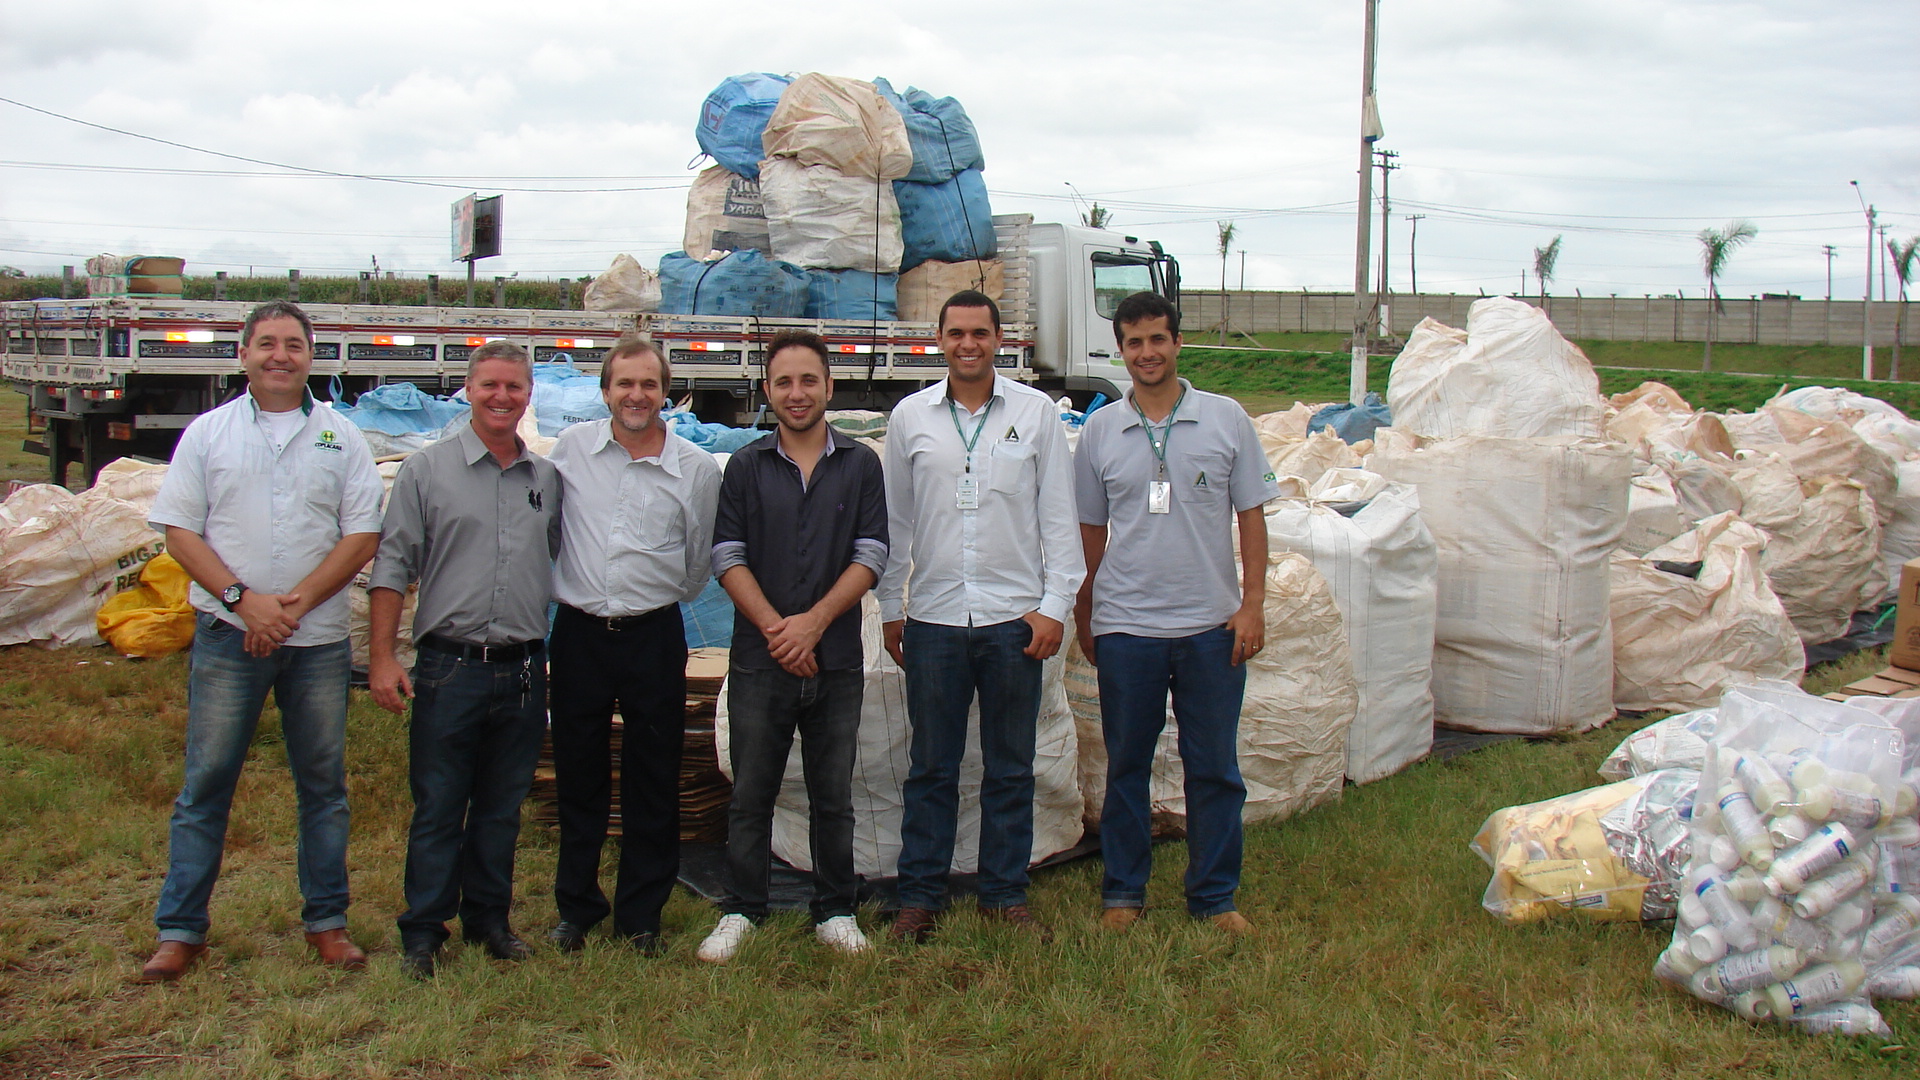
[1653, 682, 1920, 1036]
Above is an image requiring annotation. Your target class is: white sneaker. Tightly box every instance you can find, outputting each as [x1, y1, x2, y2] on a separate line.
[814, 915, 871, 954]
[696, 914, 754, 964]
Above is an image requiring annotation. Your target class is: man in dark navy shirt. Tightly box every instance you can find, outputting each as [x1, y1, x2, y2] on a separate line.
[699, 330, 888, 963]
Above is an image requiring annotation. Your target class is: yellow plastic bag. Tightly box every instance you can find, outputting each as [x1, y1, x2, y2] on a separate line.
[96, 553, 195, 657]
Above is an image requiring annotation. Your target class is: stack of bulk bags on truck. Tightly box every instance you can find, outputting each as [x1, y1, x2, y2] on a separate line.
[683, 167, 773, 259]
[657, 249, 809, 319]
[759, 72, 910, 312]
[1064, 552, 1356, 832]
[1376, 298, 1627, 734]
[896, 259, 1003, 323]
[1609, 512, 1804, 712]
[680, 74, 788, 274]
[696, 72, 792, 179]
[872, 77, 995, 275]
[715, 594, 1083, 878]
[1372, 430, 1629, 733]
[1265, 469, 1436, 783]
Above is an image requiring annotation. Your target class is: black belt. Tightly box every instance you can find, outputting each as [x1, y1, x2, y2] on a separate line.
[559, 602, 673, 632]
[418, 633, 545, 664]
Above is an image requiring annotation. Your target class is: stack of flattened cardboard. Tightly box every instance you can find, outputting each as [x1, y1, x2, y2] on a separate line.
[530, 647, 733, 843]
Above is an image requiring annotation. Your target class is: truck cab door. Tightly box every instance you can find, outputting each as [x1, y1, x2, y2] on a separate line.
[1083, 248, 1177, 391]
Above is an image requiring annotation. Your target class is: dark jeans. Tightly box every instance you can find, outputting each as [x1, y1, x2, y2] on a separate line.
[548, 604, 686, 937]
[723, 666, 863, 923]
[396, 647, 547, 948]
[156, 613, 351, 943]
[896, 617, 1042, 910]
[1095, 627, 1246, 917]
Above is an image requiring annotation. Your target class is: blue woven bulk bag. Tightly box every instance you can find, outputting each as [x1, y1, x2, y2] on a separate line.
[871, 77, 985, 184]
[805, 269, 898, 321]
[340, 381, 467, 436]
[658, 249, 809, 318]
[1309, 392, 1393, 444]
[697, 72, 793, 179]
[529, 362, 609, 437]
[894, 168, 995, 272]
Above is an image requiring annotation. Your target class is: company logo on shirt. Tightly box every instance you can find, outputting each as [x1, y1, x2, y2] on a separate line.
[1003, 425, 1020, 443]
[1262, 471, 1277, 483]
[1194, 471, 1209, 488]
[314, 429, 344, 453]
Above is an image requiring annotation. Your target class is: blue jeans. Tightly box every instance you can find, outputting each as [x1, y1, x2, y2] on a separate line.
[155, 612, 352, 944]
[724, 666, 863, 923]
[1095, 627, 1246, 917]
[396, 647, 547, 948]
[896, 618, 1042, 910]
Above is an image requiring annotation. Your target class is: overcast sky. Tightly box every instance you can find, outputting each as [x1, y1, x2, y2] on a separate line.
[2, 0, 1915, 301]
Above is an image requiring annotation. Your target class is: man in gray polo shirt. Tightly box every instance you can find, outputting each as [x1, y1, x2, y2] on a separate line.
[368, 340, 563, 979]
[1072, 291, 1278, 934]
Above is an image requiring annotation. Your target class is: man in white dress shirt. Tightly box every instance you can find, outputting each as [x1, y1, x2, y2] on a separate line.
[878, 290, 1086, 942]
[141, 300, 384, 982]
[545, 336, 721, 954]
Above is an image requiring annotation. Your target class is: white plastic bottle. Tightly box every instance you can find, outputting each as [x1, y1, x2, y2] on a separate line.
[1820, 898, 1871, 942]
[1751, 896, 1835, 960]
[1768, 813, 1814, 850]
[1766, 823, 1857, 895]
[1730, 990, 1773, 1021]
[1788, 1002, 1890, 1036]
[1866, 965, 1920, 999]
[1716, 787, 1776, 870]
[1692, 832, 1741, 874]
[1693, 945, 1802, 997]
[1791, 759, 1834, 820]
[1687, 924, 1729, 963]
[1861, 894, 1920, 962]
[1727, 750, 1793, 817]
[1676, 890, 1709, 929]
[1722, 866, 1767, 903]
[1792, 854, 1875, 920]
[1654, 945, 1706, 985]
[1762, 959, 1867, 1018]
[1694, 875, 1760, 951]
[1824, 779, 1886, 832]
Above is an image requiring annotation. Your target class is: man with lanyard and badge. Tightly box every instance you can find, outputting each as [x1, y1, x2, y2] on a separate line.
[879, 290, 1085, 943]
[367, 340, 563, 979]
[1072, 290, 1277, 934]
[141, 300, 384, 982]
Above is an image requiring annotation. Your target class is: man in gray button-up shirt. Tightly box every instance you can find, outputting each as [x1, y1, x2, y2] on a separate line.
[368, 341, 562, 979]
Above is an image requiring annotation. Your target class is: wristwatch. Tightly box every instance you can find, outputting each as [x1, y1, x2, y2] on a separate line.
[220, 583, 247, 611]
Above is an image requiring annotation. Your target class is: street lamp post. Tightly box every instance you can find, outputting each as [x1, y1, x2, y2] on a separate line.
[1852, 181, 1875, 381]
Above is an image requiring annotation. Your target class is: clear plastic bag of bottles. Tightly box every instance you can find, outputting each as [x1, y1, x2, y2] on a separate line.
[1654, 681, 1915, 1034]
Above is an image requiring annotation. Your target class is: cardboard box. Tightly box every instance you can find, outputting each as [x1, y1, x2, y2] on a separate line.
[1892, 558, 1920, 672]
[1823, 664, 1920, 702]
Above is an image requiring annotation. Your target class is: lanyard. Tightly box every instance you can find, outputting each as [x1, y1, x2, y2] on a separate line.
[1133, 387, 1186, 480]
[947, 396, 995, 473]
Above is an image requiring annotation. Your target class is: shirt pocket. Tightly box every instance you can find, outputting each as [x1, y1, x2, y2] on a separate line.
[1181, 448, 1232, 508]
[987, 441, 1036, 495]
[637, 495, 686, 550]
[302, 453, 348, 515]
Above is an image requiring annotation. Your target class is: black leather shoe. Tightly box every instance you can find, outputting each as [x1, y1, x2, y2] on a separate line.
[400, 942, 438, 981]
[625, 931, 665, 957]
[468, 927, 532, 962]
[548, 921, 589, 953]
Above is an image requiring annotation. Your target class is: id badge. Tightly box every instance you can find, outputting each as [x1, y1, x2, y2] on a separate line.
[1148, 480, 1172, 514]
[956, 475, 981, 510]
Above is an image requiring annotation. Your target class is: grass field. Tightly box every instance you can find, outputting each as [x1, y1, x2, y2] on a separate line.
[0, 639, 1913, 1078]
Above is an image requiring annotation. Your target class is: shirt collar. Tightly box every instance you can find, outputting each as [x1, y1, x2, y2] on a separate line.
[1117, 378, 1197, 431]
[592, 419, 683, 477]
[771, 426, 846, 469]
[455, 420, 531, 468]
[932, 373, 1008, 413]
[246, 387, 316, 419]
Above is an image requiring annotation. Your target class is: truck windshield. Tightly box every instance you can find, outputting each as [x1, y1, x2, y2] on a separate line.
[1091, 254, 1159, 319]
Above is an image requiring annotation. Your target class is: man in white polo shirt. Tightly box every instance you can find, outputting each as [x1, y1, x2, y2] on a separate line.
[141, 300, 385, 982]
[1073, 290, 1278, 934]
[879, 290, 1085, 942]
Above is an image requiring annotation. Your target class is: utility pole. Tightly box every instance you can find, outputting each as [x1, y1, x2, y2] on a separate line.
[1239, 249, 1247, 290]
[1406, 214, 1425, 295]
[1853, 180, 1874, 380]
[1375, 148, 1398, 344]
[1349, 0, 1382, 405]
[1824, 244, 1836, 301]
[1881, 224, 1891, 304]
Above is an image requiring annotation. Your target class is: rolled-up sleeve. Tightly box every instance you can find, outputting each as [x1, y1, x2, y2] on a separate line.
[851, 448, 889, 580]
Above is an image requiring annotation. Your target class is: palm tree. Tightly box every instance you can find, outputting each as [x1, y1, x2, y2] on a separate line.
[1891, 237, 1917, 381]
[1217, 220, 1237, 345]
[1081, 203, 1111, 229]
[1533, 235, 1563, 308]
[1698, 220, 1758, 372]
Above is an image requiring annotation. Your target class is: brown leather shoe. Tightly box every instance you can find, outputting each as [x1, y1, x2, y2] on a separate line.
[137, 941, 206, 983]
[305, 928, 368, 970]
[979, 903, 1053, 943]
[1209, 911, 1253, 935]
[889, 907, 937, 944]
[1101, 906, 1141, 931]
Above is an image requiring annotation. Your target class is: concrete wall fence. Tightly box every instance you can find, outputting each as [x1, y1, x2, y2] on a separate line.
[1182, 291, 1915, 348]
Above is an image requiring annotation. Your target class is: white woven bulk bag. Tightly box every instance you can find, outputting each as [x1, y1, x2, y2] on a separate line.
[681, 166, 772, 259]
[1064, 552, 1356, 832]
[1609, 512, 1803, 712]
[1266, 470, 1436, 784]
[0, 482, 164, 647]
[759, 73, 913, 181]
[1386, 298, 1606, 441]
[1370, 434, 1630, 734]
[1622, 471, 1691, 556]
[717, 594, 1082, 878]
[1729, 453, 1879, 644]
[759, 156, 903, 273]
